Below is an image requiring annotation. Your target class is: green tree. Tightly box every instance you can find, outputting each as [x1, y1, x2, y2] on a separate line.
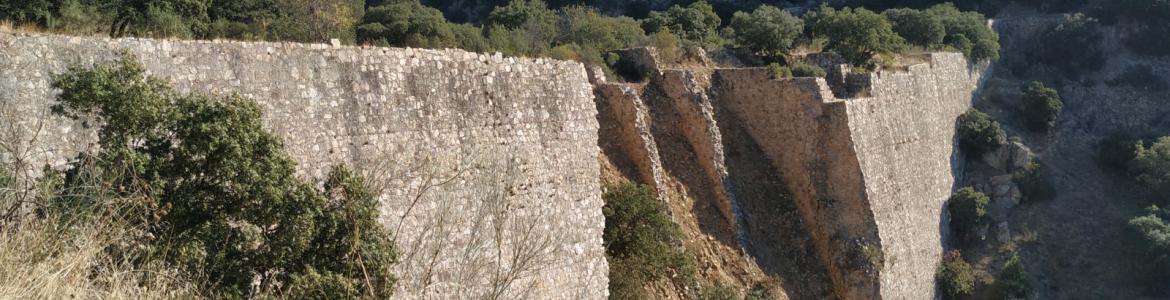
[0, 0, 54, 25]
[604, 182, 694, 299]
[1131, 137, 1170, 201]
[948, 187, 988, 242]
[485, 0, 556, 55]
[937, 250, 975, 299]
[554, 6, 646, 67]
[1128, 205, 1170, 293]
[957, 109, 1006, 158]
[811, 6, 906, 67]
[993, 254, 1033, 299]
[1028, 13, 1105, 77]
[924, 3, 999, 62]
[882, 8, 945, 48]
[48, 54, 397, 297]
[1020, 81, 1062, 132]
[727, 5, 804, 59]
[641, 0, 721, 47]
[357, 0, 456, 48]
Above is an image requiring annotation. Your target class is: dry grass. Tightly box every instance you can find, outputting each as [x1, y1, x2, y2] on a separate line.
[0, 214, 199, 300]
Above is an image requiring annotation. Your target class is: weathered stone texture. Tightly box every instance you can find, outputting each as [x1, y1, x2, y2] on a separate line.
[714, 52, 987, 299]
[0, 32, 605, 299]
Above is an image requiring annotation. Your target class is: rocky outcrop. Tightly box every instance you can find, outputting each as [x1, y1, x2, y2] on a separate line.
[0, 32, 605, 299]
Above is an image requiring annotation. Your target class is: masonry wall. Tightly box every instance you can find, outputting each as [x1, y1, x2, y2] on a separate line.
[0, 32, 606, 299]
[713, 52, 987, 299]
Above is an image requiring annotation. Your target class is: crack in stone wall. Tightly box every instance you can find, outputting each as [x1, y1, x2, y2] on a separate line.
[0, 32, 606, 299]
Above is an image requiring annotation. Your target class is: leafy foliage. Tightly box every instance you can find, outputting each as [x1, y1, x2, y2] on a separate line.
[1027, 13, 1106, 77]
[993, 254, 1033, 300]
[1131, 137, 1170, 203]
[948, 187, 989, 242]
[1013, 160, 1055, 203]
[1097, 132, 1144, 173]
[810, 6, 906, 67]
[957, 109, 1006, 158]
[1107, 64, 1168, 92]
[641, 0, 721, 47]
[47, 54, 397, 297]
[937, 250, 975, 299]
[603, 182, 694, 300]
[1020, 81, 1063, 132]
[357, 0, 457, 48]
[923, 3, 999, 62]
[727, 5, 804, 59]
[883, 8, 945, 48]
[1128, 205, 1170, 294]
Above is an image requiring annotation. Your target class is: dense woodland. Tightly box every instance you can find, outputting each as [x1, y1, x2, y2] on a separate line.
[4, 0, 1170, 299]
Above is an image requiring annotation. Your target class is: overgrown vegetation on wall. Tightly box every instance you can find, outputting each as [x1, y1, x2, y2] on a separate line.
[0, 54, 398, 298]
[0, 0, 999, 75]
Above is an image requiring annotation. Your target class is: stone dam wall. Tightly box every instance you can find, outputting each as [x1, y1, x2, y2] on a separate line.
[1, 31, 988, 299]
[0, 32, 605, 299]
[594, 50, 987, 299]
[713, 52, 988, 299]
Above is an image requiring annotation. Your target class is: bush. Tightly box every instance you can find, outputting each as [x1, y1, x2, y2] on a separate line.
[1021, 81, 1063, 132]
[727, 5, 804, 59]
[1097, 132, 1143, 172]
[47, 54, 397, 297]
[924, 3, 1000, 62]
[883, 8, 945, 48]
[357, 0, 457, 48]
[948, 187, 989, 242]
[791, 62, 827, 77]
[1107, 64, 1168, 92]
[957, 109, 1006, 158]
[1131, 137, 1170, 202]
[641, 0, 721, 47]
[811, 6, 907, 68]
[937, 250, 975, 299]
[993, 254, 1033, 299]
[1129, 206, 1170, 294]
[1028, 14, 1106, 78]
[486, 0, 556, 49]
[555, 6, 647, 60]
[768, 63, 792, 79]
[1013, 161, 1056, 203]
[603, 182, 694, 299]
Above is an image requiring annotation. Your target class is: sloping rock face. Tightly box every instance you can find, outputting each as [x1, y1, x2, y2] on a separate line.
[0, 32, 605, 299]
[714, 53, 988, 299]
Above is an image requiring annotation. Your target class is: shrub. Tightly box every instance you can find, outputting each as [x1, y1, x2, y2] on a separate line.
[1028, 14, 1106, 78]
[883, 8, 945, 48]
[555, 6, 647, 60]
[924, 3, 1000, 62]
[603, 182, 694, 299]
[937, 250, 975, 299]
[1129, 206, 1170, 294]
[1021, 81, 1063, 132]
[1097, 132, 1143, 173]
[486, 0, 556, 48]
[47, 54, 397, 297]
[948, 187, 989, 242]
[0, 0, 53, 26]
[1107, 64, 1168, 92]
[1013, 161, 1056, 203]
[641, 0, 721, 47]
[993, 254, 1033, 299]
[357, 0, 457, 48]
[957, 109, 1006, 158]
[791, 62, 827, 77]
[1131, 137, 1170, 202]
[768, 63, 792, 79]
[727, 5, 804, 59]
[811, 6, 907, 68]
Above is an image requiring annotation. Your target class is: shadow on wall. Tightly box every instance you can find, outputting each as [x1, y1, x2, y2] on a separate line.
[716, 100, 834, 299]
